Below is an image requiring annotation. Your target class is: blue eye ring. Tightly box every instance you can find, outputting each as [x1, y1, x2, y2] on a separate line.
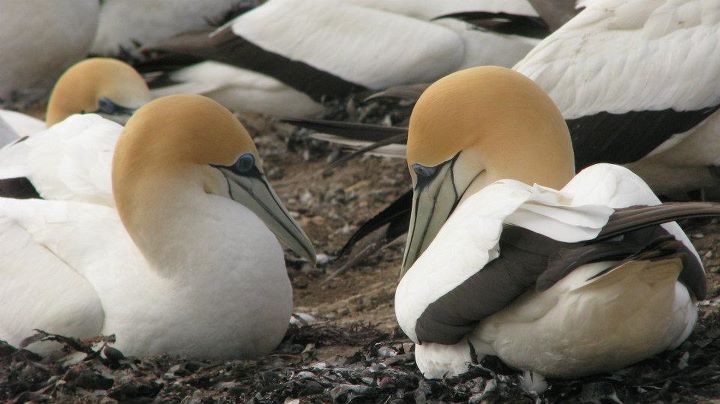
[412, 163, 437, 178]
[97, 97, 116, 114]
[233, 153, 255, 173]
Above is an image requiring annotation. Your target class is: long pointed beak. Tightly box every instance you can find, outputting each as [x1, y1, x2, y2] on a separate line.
[219, 166, 317, 265]
[402, 154, 472, 275]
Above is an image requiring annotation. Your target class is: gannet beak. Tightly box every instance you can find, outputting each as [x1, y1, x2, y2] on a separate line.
[216, 159, 317, 265]
[93, 97, 138, 125]
[402, 153, 469, 274]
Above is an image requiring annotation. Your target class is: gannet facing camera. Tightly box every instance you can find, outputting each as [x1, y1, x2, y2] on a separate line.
[395, 66, 713, 380]
[0, 95, 315, 359]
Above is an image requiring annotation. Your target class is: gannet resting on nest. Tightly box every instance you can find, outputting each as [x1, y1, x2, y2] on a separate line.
[0, 95, 315, 359]
[395, 67, 716, 381]
[0, 58, 151, 204]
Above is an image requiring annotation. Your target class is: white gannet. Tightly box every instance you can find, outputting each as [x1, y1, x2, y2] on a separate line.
[0, 94, 315, 359]
[395, 66, 713, 380]
[0, 0, 99, 105]
[146, 0, 545, 117]
[0, 58, 151, 204]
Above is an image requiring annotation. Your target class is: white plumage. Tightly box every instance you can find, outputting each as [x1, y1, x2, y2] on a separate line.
[0, 0, 99, 103]
[152, 0, 540, 117]
[0, 110, 44, 138]
[0, 95, 313, 359]
[514, 0, 720, 193]
[0, 114, 120, 205]
[393, 66, 710, 382]
[91, 0, 252, 56]
[396, 164, 700, 378]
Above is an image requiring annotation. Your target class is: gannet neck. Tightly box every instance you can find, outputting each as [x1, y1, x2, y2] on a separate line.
[46, 58, 151, 126]
[113, 95, 250, 258]
[112, 94, 315, 270]
[407, 66, 575, 191]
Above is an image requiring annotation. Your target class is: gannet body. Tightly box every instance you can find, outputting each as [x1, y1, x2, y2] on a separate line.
[0, 95, 315, 359]
[148, 0, 543, 117]
[395, 67, 711, 380]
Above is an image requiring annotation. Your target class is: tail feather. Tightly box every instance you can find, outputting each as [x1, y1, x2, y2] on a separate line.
[575, 257, 682, 292]
[598, 202, 720, 240]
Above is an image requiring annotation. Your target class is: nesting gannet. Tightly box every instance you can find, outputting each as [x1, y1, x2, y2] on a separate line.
[395, 67, 714, 380]
[0, 94, 315, 359]
[146, 0, 544, 117]
[0, 0, 99, 105]
[0, 58, 151, 205]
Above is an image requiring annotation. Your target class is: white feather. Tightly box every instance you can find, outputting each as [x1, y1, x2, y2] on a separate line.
[0, 114, 120, 206]
[396, 164, 699, 377]
[152, 62, 324, 117]
[515, 0, 720, 117]
[91, 0, 250, 55]
[0, 0, 99, 101]
[0, 191, 291, 359]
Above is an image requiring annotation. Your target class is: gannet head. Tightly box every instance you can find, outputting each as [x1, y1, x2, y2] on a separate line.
[46, 58, 150, 126]
[113, 94, 316, 264]
[402, 66, 575, 273]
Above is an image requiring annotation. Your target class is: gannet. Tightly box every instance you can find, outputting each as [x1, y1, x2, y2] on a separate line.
[395, 66, 714, 380]
[0, 94, 315, 359]
[0, 0, 99, 105]
[146, 0, 544, 117]
[0, 58, 151, 205]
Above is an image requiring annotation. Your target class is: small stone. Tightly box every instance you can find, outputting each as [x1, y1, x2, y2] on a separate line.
[295, 371, 315, 379]
[377, 346, 397, 358]
[315, 253, 331, 266]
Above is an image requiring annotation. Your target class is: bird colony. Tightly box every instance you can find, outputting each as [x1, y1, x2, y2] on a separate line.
[1, 0, 719, 402]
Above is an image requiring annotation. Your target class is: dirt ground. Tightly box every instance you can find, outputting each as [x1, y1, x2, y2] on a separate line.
[1, 107, 719, 403]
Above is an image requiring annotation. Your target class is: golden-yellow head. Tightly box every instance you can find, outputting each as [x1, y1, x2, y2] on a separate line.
[113, 94, 315, 264]
[402, 66, 575, 272]
[46, 58, 150, 126]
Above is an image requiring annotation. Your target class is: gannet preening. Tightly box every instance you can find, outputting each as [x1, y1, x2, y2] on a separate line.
[0, 0, 99, 105]
[0, 58, 151, 204]
[395, 67, 717, 380]
[0, 95, 315, 359]
[146, 0, 544, 117]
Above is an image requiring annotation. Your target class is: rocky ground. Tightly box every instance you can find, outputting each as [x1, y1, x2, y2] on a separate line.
[1, 99, 719, 403]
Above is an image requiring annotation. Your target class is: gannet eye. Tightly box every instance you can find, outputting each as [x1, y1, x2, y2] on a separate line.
[98, 97, 117, 114]
[412, 163, 437, 178]
[233, 153, 255, 173]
